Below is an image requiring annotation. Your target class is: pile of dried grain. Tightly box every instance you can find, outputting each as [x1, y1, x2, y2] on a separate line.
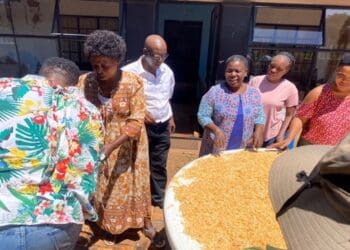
[174, 151, 286, 250]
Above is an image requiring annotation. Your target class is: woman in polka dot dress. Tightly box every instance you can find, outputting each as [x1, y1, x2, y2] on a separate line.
[271, 53, 350, 148]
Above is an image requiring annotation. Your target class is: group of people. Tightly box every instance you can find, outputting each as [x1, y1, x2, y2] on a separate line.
[196, 51, 350, 249]
[0, 27, 349, 250]
[198, 51, 350, 155]
[0, 30, 174, 249]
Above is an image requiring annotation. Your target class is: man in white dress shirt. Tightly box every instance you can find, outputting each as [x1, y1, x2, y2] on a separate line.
[122, 34, 175, 208]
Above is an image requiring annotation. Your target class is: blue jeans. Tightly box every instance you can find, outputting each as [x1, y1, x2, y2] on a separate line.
[0, 223, 82, 250]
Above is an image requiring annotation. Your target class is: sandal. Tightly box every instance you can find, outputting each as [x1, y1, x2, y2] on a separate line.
[103, 239, 115, 246]
[143, 227, 166, 248]
[103, 235, 117, 246]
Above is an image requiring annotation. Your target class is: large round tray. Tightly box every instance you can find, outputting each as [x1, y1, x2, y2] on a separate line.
[164, 148, 279, 249]
[164, 149, 248, 249]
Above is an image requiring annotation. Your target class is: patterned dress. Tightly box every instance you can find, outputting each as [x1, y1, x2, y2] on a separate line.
[0, 75, 104, 226]
[197, 83, 265, 156]
[78, 71, 151, 234]
[296, 83, 350, 145]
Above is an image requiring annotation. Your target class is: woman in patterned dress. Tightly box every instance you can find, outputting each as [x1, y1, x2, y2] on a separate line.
[197, 55, 265, 156]
[271, 53, 350, 148]
[78, 30, 163, 246]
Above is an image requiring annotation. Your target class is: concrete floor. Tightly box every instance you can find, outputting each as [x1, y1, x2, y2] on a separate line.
[76, 136, 200, 250]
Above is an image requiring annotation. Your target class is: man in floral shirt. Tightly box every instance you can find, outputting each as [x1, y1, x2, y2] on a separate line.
[0, 58, 104, 249]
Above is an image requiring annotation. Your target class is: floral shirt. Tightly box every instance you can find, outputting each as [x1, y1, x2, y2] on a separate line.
[0, 75, 104, 227]
[197, 83, 265, 156]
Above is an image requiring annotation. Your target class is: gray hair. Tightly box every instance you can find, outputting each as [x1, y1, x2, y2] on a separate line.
[39, 57, 80, 86]
[225, 55, 248, 71]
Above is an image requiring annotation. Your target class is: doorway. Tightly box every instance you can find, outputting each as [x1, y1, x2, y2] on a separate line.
[164, 20, 202, 134]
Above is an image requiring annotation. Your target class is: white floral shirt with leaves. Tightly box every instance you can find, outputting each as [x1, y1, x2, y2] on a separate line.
[0, 75, 104, 226]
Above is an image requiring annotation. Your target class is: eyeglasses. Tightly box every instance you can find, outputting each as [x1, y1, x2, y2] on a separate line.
[144, 49, 168, 61]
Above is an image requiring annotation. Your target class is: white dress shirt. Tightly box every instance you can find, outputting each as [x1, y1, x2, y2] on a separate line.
[122, 57, 175, 123]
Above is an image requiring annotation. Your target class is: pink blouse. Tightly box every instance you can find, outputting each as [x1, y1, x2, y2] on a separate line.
[297, 84, 350, 145]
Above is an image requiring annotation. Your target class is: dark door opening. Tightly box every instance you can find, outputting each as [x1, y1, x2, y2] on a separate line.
[164, 20, 202, 134]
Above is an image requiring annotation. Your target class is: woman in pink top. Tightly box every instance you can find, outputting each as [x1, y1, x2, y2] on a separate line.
[271, 53, 350, 148]
[250, 52, 299, 146]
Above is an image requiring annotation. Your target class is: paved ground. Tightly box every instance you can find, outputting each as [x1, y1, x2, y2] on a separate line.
[76, 136, 200, 250]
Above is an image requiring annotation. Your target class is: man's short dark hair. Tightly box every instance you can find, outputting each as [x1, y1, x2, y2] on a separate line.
[39, 57, 80, 86]
[84, 30, 126, 63]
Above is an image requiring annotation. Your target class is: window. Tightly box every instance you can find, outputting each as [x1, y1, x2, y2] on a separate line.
[59, 15, 119, 70]
[315, 9, 350, 83]
[323, 9, 350, 50]
[0, 0, 58, 77]
[252, 7, 323, 46]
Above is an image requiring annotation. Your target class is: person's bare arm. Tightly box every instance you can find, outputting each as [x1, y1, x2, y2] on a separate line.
[269, 85, 323, 149]
[276, 106, 296, 142]
[104, 134, 129, 159]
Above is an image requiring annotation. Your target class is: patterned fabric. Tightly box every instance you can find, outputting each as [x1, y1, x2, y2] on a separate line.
[0, 75, 104, 227]
[296, 84, 350, 145]
[78, 71, 151, 235]
[197, 83, 265, 156]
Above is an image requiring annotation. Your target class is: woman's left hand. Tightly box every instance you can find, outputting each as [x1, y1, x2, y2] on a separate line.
[252, 131, 264, 148]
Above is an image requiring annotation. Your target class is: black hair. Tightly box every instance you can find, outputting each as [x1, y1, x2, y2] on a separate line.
[39, 57, 80, 86]
[84, 30, 126, 63]
[276, 51, 295, 71]
[338, 53, 350, 67]
[225, 55, 249, 71]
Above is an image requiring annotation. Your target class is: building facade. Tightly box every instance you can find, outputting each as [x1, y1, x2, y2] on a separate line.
[0, 0, 349, 133]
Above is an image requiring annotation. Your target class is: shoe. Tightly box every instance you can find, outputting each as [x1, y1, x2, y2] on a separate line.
[143, 227, 166, 248]
[103, 235, 117, 246]
[103, 239, 115, 246]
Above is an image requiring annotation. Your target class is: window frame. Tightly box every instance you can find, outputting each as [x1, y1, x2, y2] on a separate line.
[58, 15, 119, 70]
[250, 5, 325, 48]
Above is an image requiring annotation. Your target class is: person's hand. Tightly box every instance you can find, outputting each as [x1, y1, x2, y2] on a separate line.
[213, 128, 225, 155]
[247, 125, 264, 149]
[103, 134, 129, 159]
[104, 144, 115, 160]
[252, 130, 264, 148]
[145, 111, 156, 125]
[268, 138, 292, 150]
[275, 134, 285, 143]
[169, 117, 176, 133]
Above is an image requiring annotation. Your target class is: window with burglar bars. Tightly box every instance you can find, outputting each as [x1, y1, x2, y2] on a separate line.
[59, 15, 119, 70]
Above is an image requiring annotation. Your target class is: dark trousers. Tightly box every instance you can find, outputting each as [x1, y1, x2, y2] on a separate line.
[146, 121, 170, 208]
